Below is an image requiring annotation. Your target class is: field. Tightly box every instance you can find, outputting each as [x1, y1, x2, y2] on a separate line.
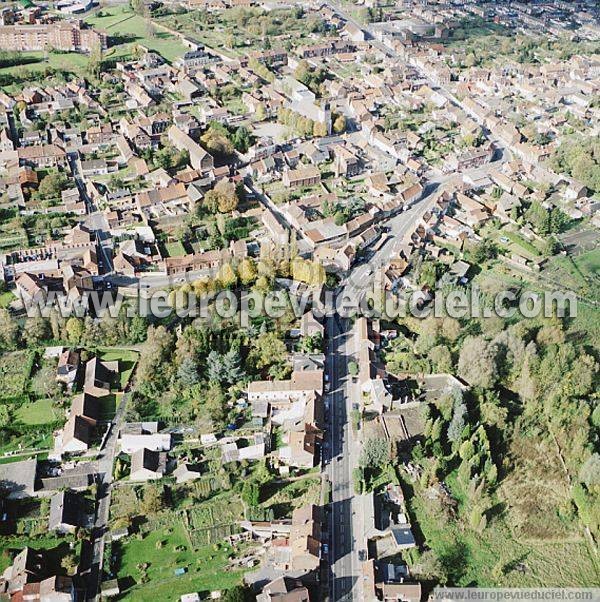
[86, 6, 187, 63]
[114, 521, 245, 600]
[15, 398, 62, 425]
[406, 475, 599, 587]
[0, 51, 90, 78]
[185, 496, 244, 548]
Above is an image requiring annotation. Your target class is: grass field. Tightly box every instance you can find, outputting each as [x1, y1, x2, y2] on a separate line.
[86, 6, 187, 63]
[115, 522, 245, 600]
[15, 398, 61, 425]
[0, 51, 90, 78]
[164, 241, 187, 258]
[406, 476, 599, 587]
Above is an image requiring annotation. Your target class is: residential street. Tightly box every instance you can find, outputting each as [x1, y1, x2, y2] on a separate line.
[85, 391, 131, 601]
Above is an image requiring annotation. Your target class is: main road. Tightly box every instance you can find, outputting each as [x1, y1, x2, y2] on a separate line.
[326, 311, 360, 601]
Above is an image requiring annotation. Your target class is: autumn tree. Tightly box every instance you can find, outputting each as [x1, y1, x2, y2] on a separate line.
[458, 336, 500, 389]
[333, 114, 347, 134]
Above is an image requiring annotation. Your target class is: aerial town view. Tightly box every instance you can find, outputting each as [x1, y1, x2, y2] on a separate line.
[0, 0, 598, 599]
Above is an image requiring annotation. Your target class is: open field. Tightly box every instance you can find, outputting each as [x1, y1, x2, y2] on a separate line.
[405, 473, 599, 587]
[0, 51, 89, 78]
[86, 6, 187, 63]
[261, 477, 321, 518]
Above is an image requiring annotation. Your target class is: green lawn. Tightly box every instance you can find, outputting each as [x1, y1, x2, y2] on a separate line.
[86, 6, 187, 63]
[501, 230, 542, 258]
[0, 51, 90, 78]
[0, 291, 14, 308]
[164, 241, 187, 258]
[15, 398, 61, 425]
[115, 522, 245, 600]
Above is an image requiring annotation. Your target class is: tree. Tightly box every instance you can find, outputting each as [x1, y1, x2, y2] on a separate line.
[218, 262, 238, 288]
[0, 309, 19, 349]
[580, 454, 600, 488]
[61, 553, 78, 575]
[201, 124, 235, 157]
[232, 126, 252, 153]
[255, 103, 266, 121]
[23, 317, 50, 346]
[237, 258, 258, 286]
[204, 382, 227, 424]
[207, 348, 245, 386]
[136, 325, 175, 391]
[447, 388, 467, 444]
[87, 44, 103, 79]
[429, 344, 453, 373]
[419, 260, 439, 288]
[241, 481, 260, 507]
[65, 317, 84, 345]
[359, 438, 390, 470]
[348, 361, 359, 377]
[313, 121, 328, 138]
[458, 336, 499, 389]
[221, 586, 247, 602]
[141, 484, 166, 514]
[333, 114, 347, 134]
[204, 180, 239, 214]
[178, 357, 200, 386]
[0, 405, 10, 429]
[249, 331, 288, 375]
[471, 239, 498, 263]
[38, 172, 69, 200]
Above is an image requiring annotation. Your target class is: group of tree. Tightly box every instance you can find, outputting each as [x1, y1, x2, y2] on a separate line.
[203, 180, 243, 214]
[290, 257, 326, 287]
[550, 135, 600, 194]
[277, 107, 327, 138]
[523, 200, 570, 235]
[153, 144, 189, 172]
[294, 60, 328, 95]
[201, 122, 254, 157]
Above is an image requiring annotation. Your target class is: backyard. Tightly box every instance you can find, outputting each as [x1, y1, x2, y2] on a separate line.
[113, 521, 246, 601]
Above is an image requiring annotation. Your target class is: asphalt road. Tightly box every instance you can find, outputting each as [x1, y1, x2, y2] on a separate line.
[85, 391, 131, 601]
[326, 312, 360, 602]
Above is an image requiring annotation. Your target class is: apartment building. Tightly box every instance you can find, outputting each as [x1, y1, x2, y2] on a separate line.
[0, 21, 106, 53]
